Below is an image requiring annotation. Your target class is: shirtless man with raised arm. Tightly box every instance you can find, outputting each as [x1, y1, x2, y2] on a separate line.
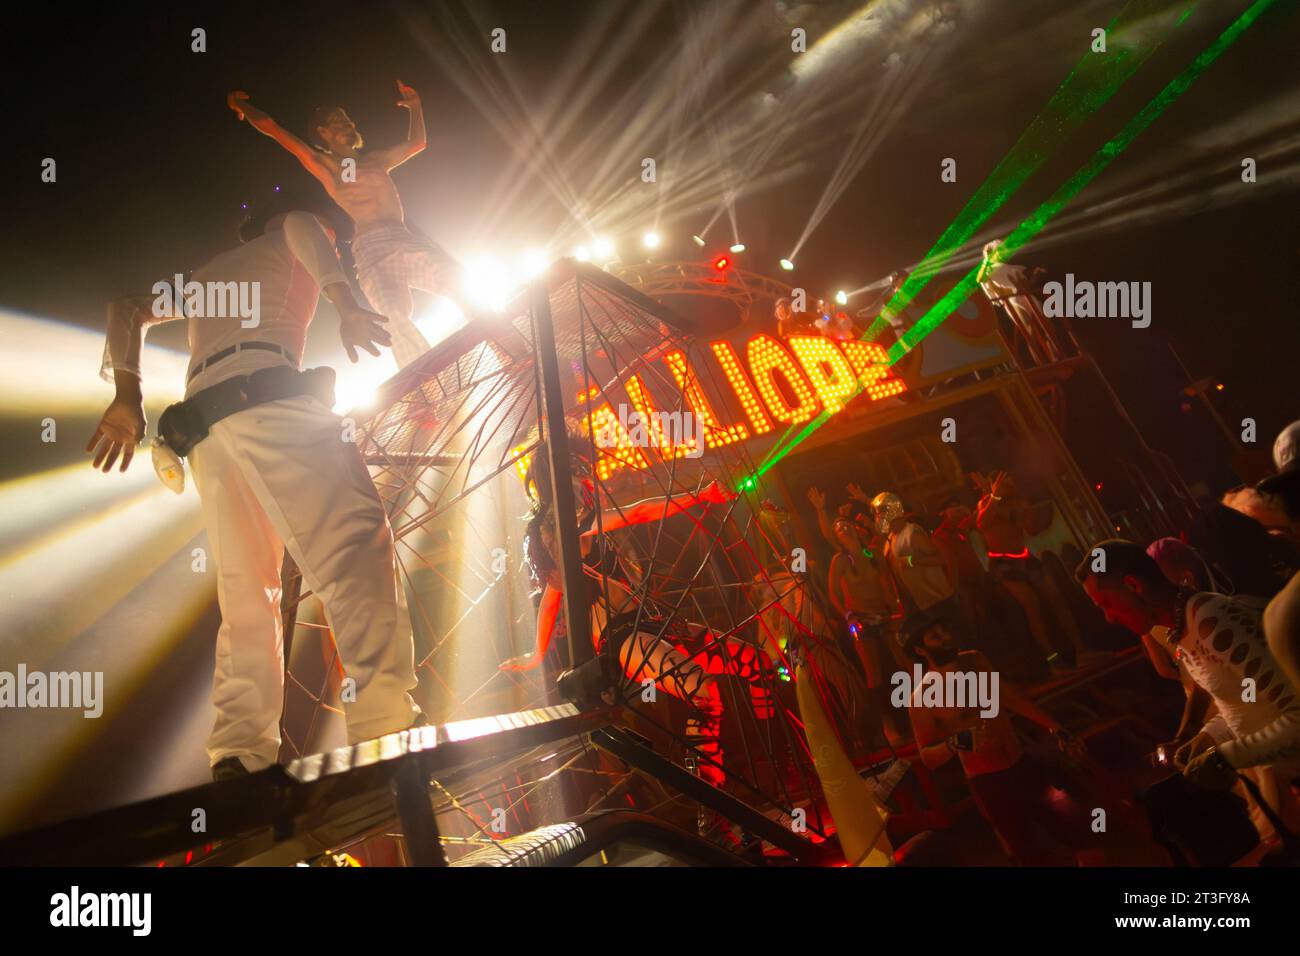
[228, 82, 457, 368]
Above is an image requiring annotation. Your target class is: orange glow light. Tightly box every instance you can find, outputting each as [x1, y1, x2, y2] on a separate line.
[710, 341, 774, 436]
[787, 336, 859, 414]
[664, 350, 747, 449]
[840, 341, 908, 401]
[747, 335, 820, 424]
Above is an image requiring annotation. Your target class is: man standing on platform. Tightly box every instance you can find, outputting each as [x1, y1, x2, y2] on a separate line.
[87, 194, 423, 780]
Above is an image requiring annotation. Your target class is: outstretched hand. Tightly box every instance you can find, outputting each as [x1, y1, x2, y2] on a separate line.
[338, 303, 393, 363]
[87, 399, 146, 473]
[699, 479, 738, 506]
[395, 79, 420, 109]
[227, 90, 267, 123]
[806, 486, 826, 510]
[499, 653, 540, 672]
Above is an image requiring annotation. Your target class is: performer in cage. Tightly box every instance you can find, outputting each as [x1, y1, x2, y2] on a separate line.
[501, 436, 774, 795]
[228, 82, 456, 369]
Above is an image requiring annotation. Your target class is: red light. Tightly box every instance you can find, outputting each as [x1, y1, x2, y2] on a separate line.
[1094, 482, 1103, 491]
[713, 256, 729, 271]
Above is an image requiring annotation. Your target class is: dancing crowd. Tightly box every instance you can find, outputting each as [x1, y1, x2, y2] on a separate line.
[795, 420, 1300, 865]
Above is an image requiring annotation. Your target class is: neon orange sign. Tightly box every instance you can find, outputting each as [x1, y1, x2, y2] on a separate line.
[579, 334, 906, 479]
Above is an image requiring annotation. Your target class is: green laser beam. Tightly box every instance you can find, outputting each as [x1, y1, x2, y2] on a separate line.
[893, 0, 1282, 360]
[859, 0, 1201, 345]
[749, 0, 1280, 483]
[754, 0, 1200, 479]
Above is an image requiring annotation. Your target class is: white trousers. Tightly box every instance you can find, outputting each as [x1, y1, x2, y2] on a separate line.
[189, 394, 419, 769]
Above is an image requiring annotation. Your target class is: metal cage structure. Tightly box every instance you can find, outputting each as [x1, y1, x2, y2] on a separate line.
[273, 260, 866, 861]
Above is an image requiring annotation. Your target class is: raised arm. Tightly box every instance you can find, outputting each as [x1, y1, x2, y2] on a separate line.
[806, 486, 837, 548]
[590, 480, 735, 534]
[228, 91, 335, 187]
[375, 80, 427, 171]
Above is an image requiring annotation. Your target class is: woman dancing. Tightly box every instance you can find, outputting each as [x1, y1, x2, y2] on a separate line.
[500, 436, 773, 794]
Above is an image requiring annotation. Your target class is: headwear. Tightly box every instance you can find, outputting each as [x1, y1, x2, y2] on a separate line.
[1274, 420, 1300, 472]
[870, 491, 905, 535]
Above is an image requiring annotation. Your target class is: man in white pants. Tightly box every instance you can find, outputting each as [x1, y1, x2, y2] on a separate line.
[87, 196, 422, 780]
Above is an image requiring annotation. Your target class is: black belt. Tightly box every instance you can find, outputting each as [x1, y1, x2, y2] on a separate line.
[158, 365, 336, 457]
[187, 341, 296, 383]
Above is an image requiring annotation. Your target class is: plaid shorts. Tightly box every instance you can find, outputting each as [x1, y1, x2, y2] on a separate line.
[352, 225, 458, 369]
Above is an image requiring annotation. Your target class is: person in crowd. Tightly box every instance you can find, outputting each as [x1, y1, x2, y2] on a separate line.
[825, 511, 907, 744]
[775, 297, 820, 338]
[1143, 537, 1218, 762]
[902, 608, 1103, 865]
[1076, 539, 1300, 845]
[974, 470, 1102, 673]
[932, 498, 992, 647]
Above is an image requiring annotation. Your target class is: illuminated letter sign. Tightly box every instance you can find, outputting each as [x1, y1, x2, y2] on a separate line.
[574, 334, 907, 475]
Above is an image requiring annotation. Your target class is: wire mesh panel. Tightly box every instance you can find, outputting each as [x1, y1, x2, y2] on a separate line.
[283, 262, 866, 852]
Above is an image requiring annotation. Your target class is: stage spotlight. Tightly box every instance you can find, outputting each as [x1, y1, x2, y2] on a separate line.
[692, 235, 705, 247]
[462, 255, 515, 312]
[520, 249, 548, 278]
[642, 232, 661, 249]
[779, 258, 795, 271]
[835, 290, 848, 306]
[713, 256, 730, 271]
[574, 246, 590, 262]
[729, 243, 746, 253]
[592, 237, 614, 260]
